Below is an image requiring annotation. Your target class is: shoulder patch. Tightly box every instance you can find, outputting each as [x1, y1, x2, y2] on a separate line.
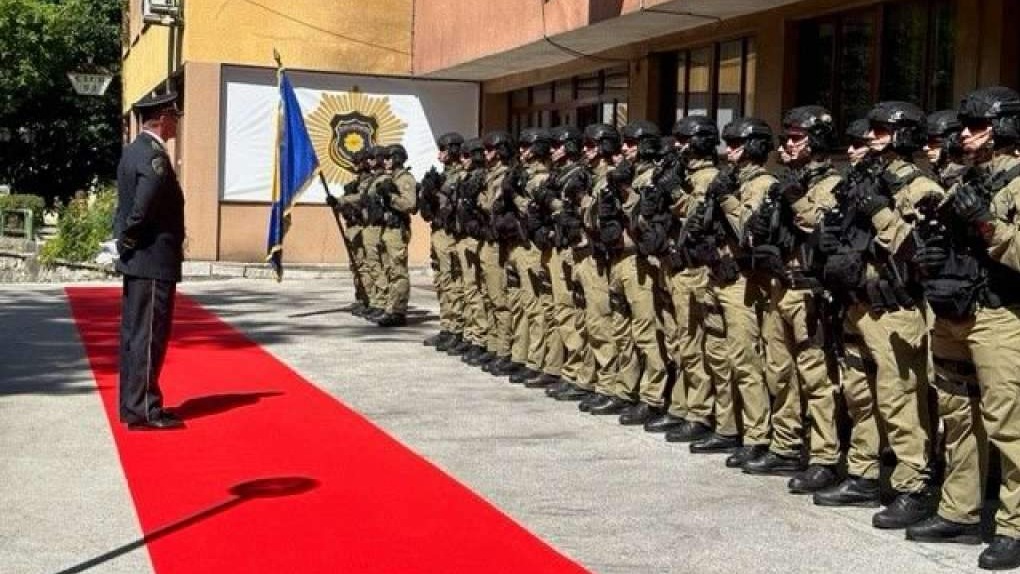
[151, 156, 168, 176]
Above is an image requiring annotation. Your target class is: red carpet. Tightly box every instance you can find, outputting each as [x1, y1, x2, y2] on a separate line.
[66, 287, 590, 574]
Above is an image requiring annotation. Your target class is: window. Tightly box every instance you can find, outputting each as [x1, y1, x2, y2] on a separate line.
[673, 38, 756, 134]
[792, 0, 955, 137]
[508, 66, 629, 135]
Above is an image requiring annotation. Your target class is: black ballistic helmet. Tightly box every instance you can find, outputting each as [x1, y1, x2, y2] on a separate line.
[622, 120, 662, 159]
[926, 110, 964, 161]
[551, 125, 583, 158]
[845, 118, 871, 146]
[867, 101, 925, 154]
[386, 144, 408, 167]
[371, 145, 389, 164]
[782, 105, 836, 154]
[437, 132, 464, 156]
[958, 86, 1020, 146]
[721, 117, 773, 162]
[672, 115, 719, 157]
[518, 127, 552, 158]
[462, 137, 486, 167]
[483, 130, 516, 161]
[583, 123, 621, 157]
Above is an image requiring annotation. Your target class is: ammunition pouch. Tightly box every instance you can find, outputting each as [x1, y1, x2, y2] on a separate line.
[505, 265, 522, 289]
[922, 254, 985, 320]
[822, 250, 865, 291]
[861, 278, 915, 312]
[383, 210, 411, 230]
[711, 255, 741, 284]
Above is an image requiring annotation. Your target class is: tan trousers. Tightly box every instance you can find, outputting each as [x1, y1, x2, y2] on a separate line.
[610, 253, 668, 406]
[479, 240, 511, 357]
[573, 250, 620, 396]
[550, 248, 594, 385]
[456, 238, 488, 346]
[539, 248, 565, 377]
[360, 225, 386, 309]
[705, 275, 769, 444]
[932, 306, 1020, 537]
[345, 224, 369, 304]
[431, 229, 463, 333]
[845, 303, 932, 493]
[380, 227, 410, 314]
[763, 283, 840, 463]
[508, 242, 544, 368]
[665, 266, 712, 425]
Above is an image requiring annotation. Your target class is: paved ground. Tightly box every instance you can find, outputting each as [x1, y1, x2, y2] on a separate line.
[0, 277, 995, 573]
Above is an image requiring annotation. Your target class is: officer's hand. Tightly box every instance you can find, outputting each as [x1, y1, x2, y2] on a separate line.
[746, 210, 771, 242]
[780, 173, 807, 203]
[952, 182, 993, 225]
[915, 244, 948, 275]
[707, 173, 736, 201]
[607, 161, 634, 189]
[856, 190, 890, 218]
[325, 194, 340, 208]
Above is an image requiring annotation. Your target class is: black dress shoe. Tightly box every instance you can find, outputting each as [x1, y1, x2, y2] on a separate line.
[377, 313, 407, 327]
[619, 403, 660, 426]
[788, 464, 839, 494]
[579, 393, 611, 412]
[727, 444, 769, 468]
[872, 491, 934, 529]
[590, 396, 631, 415]
[510, 367, 541, 384]
[690, 433, 740, 453]
[643, 413, 686, 433]
[127, 413, 184, 431]
[742, 450, 804, 474]
[979, 535, 1020, 570]
[665, 421, 712, 443]
[905, 515, 981, 545]
[813, 476, 881, 508]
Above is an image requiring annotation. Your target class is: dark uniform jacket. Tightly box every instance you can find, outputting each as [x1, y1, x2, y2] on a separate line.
[114, 132, 186, 282]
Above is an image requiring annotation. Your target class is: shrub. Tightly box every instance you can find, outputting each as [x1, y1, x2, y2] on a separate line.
[39, 186, 117, 264]
[0, 194, 46, 234]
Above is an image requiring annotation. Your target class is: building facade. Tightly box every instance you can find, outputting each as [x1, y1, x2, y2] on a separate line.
[123, 0, 1020, 267]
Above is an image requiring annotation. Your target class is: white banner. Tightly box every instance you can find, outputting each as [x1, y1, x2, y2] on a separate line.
[222, 67, 479, 203]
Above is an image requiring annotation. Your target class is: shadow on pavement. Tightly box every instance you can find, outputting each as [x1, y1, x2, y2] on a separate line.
[50, 476, 319, 574]
[172, 391, 284, 421]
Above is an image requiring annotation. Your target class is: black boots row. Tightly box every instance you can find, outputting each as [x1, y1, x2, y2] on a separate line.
[351, 301, 406, 327]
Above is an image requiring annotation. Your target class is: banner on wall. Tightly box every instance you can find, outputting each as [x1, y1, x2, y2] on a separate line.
[222, 66, 480, 203]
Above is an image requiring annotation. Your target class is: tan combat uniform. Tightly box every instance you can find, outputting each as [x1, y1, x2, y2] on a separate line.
[703, 164, 771, 445]
[479, 163, 512, 359]
[360, 171, 387, 310]
[432, 163, 465, 336]
[338, 176, 368, 305]
[379, 167, 417, 315]
[764, 162, 840, 465]
[455, 168, 490, 349]
[508, 162, 551, 372]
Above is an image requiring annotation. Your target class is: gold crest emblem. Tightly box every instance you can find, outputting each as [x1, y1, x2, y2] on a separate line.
[307, 91, 408, 184]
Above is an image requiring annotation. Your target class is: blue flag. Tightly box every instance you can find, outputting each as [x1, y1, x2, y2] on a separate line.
[266, 71, 321, 280]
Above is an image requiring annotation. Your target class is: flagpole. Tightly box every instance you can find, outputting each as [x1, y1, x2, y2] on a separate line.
[319, 172, 356, 270]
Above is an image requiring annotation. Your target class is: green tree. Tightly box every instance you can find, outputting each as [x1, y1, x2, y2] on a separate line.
[0, 0, 121, 204]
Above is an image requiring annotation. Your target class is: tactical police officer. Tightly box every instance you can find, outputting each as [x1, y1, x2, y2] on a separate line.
[373, 144, 417, 327]
[449, 138, 491, 358]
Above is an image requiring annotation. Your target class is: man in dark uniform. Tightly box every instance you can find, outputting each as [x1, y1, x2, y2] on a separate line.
[114, 91, 186, 431]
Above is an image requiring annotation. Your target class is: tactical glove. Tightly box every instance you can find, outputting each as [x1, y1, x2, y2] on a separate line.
[952, 182, 994, 226]
[780, 173, 807, 203]
[325, 194, 340, 208]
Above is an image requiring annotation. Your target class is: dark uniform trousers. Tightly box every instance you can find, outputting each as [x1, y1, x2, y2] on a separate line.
[119, 276, 177, 423]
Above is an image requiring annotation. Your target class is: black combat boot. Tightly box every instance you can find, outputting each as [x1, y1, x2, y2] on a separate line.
[544, 380, 573, 397]
[643, 413, 686, 433]
[510, 367, 540, 384]
[377, 313, 407, 327]
[580, 393, 612, 412]
[872, 491, 934, 529]
[665, 421, 711, 443]
[424, 330, 451, 347]
[461, 345, 486, 364]
[689, 433, 739, 454]
[589, 396, 631, 415]
[525, 373, 560, 389]
[435, 333, 459, 352]
[742, 450, 804, 474]
[979, 536, 1020, 570]
[788, 464, 839, 494]
[727, 445, 769, 468]
[618, 403, 659, 426]
[350, 302, 368, 316]
[555, 386, 592, 401]
[905, 515, 981, 545]
[813, 476, 881, 508]
[489, 358, 517, 376]
[447, 338, 472, 356]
